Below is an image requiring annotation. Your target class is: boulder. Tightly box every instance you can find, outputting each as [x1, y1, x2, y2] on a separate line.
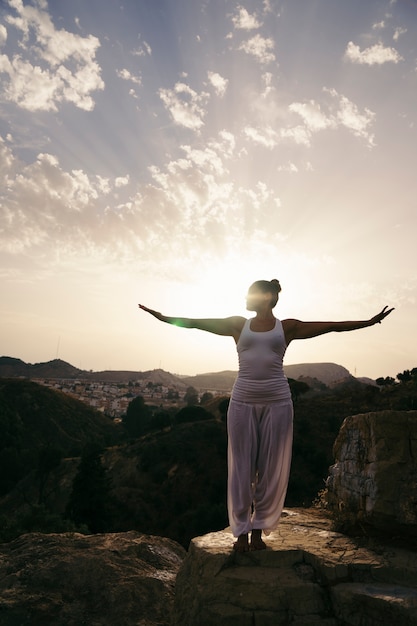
[325, 410, 417, 534]
[173, 508, 417, 625]
[0, 531, 185, 625]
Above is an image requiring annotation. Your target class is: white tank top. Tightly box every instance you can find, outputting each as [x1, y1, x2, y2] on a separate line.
[231, 318, 292, 404]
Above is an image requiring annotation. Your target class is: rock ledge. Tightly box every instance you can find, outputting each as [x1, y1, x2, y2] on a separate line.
[173, 508, 417, 625]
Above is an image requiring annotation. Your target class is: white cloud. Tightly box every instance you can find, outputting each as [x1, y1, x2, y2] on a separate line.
[279, 125, 311, 146]
[344, 41, 403, 65]
[117, 68, 142, 86]
[0, 24, 7, 47]
[289, 101, 333, 132]
[115, 175, 130, 188]
[244, 125, 278, 148]
[334, 93, 376, 144]
[372, 21, 385, 30]
[393, 26, 407, 41]
[0, 130, 285, 275]
[261, 72, 274, 97]
[277, 162, 298, 173]
[159, 82, 209, 131]
[132, 41, 152, 57]
[288, 89, 375, 147]
[0, 0, 104, 111]
[232, 6, 261, 30]
[207, 71, 228, 97]
[0, 150, 110, 253]
[239, 34, 275, 64]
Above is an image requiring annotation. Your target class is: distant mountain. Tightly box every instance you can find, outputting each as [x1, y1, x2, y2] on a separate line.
[0, 357, 83, 379]
[183, 363, 356, 391]
[0, 356, 363, 390]
[283, 363, 352, 386]
[0, 357, 186, 387]
[181, 370, 238, 391]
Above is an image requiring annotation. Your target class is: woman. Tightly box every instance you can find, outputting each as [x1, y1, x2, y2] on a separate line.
[139, 279, 393, 552]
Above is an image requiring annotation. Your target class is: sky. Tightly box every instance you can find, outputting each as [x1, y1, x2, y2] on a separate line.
[0, 0, 415, 379]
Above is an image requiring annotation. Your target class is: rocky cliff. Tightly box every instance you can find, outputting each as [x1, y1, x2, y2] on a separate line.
[0, 531, 185, 625]
[326, 410, 417, 535]
[173, 508, 417, 625]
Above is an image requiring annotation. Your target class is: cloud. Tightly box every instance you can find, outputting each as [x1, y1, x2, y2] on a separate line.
[0, 129, 286, 277]
[243, 88, 375, 150]
[0, 0, 104, 111]
[289, 90, 375, 147]
[289, 101, 333, 132]
[0, 24, 7, 47]
[131, 41, 152, 57]
[279, 125, 311, 146]
[207, 71, 228, 97]
[372, 20, 385, 30]
[232, 6, 262, 30]
[244, 125, 278, 148]
[344, 41, 403, 65]
[159, 82, 210, 130]
[116, 68, 142, 86]
[115, 175, 130, 188]
[393, 26, 407, 41]
[0, 150, 111, 253]
[239, 34, 275, 64]
[277, 161, 299, 173]
[333, 92, 376, 144]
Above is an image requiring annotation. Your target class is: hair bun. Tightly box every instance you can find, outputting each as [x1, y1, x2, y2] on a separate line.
[270, 279, 281, 292]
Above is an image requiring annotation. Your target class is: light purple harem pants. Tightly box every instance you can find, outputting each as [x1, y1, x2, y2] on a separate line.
[227, 398, 293, 537]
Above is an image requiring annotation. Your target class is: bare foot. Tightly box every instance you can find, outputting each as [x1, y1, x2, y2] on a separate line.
[233, 533, 249, 552]
[250, 529, 266, 551]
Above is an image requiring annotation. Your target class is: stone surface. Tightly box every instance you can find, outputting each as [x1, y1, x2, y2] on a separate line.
[325, 411, 417, 533]
[0, 531, 185, 625]
[173, 508, 417, 625]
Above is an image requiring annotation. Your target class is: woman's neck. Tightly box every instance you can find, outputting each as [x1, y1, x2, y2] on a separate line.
[254, 310, 275, 321]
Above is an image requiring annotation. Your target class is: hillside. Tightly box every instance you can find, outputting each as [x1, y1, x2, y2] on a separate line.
[0, 378, 121, 498]
[1, 373, 417, 546]
[284, 362, 352, 386]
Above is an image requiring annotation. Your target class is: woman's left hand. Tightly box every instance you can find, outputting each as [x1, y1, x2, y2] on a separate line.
[370, 306, 395, 325]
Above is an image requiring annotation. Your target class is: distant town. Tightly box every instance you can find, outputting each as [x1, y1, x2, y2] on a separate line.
[33, 376, 229, 419]
[1, 356, 367, 420]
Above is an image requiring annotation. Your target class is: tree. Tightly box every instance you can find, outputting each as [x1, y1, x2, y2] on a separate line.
[175, 406, 213, 424]
[397, 370, 412, 384]
[200, 391, 214, 405]
[184, 386, 199, 406]
[37, 445, 62, 504]
[288, 378, 310, 402]
[123, 395, 152, 437]
[376, 376, 395, 387]
[66, 443, 112, 533]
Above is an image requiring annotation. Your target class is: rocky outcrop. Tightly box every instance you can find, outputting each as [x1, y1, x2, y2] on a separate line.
[173, 508, 417, 625]
[0, 531, 185, 625]
[325, 410, 417, 534]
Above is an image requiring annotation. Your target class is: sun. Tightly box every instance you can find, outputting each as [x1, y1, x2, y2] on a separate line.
[170, 251, 288, 319]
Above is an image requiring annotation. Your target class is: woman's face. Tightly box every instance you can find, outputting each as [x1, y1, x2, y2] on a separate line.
[245, 286, 272, 311]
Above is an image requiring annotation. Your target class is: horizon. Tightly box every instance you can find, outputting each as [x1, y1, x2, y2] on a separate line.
[1, 0, 415, 381]
[0, 352, 403, 382]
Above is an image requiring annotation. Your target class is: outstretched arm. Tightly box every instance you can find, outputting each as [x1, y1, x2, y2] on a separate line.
[138, 304, 245, 342]
[283, 306, 394, 343]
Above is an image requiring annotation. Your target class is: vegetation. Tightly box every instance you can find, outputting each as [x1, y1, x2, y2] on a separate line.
[0, 378, 120, 499]
[0, 369, 416, 546]
[66, 442, 114, 533]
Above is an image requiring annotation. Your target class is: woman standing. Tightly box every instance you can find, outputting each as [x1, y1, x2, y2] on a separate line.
[139, 279, 393, 552]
